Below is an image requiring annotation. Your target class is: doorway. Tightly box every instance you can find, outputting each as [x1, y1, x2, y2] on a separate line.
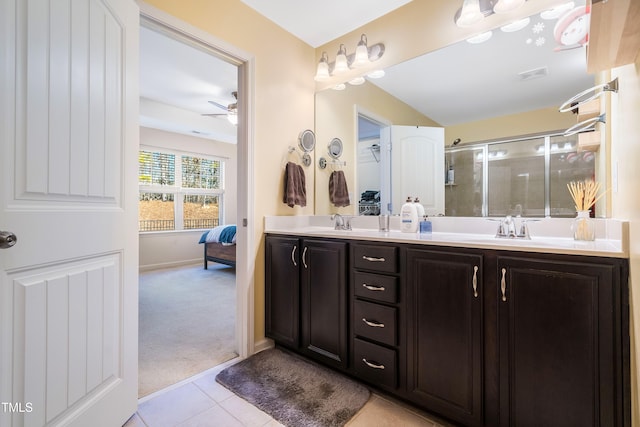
[356, 111, 389, 216]
[137, 9, 253, 397]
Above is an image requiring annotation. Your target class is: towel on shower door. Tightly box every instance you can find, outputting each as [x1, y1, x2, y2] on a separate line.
[329, 170, 350, 207]
[283, 161, 307, 207]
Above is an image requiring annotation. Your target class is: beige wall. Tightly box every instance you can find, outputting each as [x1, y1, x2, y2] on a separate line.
[445, 106, 576, 144]
[138, 127, 237, 270]
[610, 58, 640, 424]
[315, 82, 438, 215]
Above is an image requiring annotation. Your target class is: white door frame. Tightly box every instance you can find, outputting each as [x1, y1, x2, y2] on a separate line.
[138, 2, 255, 359]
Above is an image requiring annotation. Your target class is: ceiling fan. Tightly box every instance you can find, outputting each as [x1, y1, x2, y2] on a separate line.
[203, 91, 238, 125]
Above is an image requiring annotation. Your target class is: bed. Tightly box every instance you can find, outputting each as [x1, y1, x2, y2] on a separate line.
[198, 224, 237, 269]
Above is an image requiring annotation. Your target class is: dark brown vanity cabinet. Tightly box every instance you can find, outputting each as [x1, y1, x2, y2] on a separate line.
[265, 235, 348, 369]
[350, 243, 402, 391]
[405, 247, 484, 427]
[496, 255, 629, 427]
[265, 236, 300, 348]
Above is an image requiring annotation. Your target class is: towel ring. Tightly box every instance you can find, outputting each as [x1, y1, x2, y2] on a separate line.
[559, 78, 618, 113]
[563, 113, 606, 136]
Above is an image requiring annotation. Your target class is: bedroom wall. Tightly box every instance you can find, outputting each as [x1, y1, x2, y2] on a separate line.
[138, 126, 238, 270]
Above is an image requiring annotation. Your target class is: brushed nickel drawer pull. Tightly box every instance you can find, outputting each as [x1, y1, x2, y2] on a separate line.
[362, 318, 385, 328]
[501, 268, 507, 302]
[362, 358, 385, 370]
[302, 246, 308, 269]
[291, 245, 297, 266]
[362, 255, 385, 262]
[362, 283, 386, 292]
[472, 265, 479, 298]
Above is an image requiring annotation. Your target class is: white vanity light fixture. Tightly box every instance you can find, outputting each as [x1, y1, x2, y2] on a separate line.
[455, 0, 527, 28]
[493, 0, 525, 14]
[314, 34, 386, 80]
[348, 76, 366, 85]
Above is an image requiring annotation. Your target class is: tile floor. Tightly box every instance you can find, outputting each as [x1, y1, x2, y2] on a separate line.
[124, 357, 452, 427]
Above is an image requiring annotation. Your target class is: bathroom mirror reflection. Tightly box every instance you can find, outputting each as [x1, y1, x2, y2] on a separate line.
[314, 1, 602, 217]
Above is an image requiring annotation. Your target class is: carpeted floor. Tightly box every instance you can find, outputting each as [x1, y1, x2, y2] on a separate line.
[139, 263, 237, 397]
[216, 347, 371, 427]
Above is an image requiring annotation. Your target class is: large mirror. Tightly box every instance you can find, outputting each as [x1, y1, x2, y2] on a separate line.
[314, 1, 599, 217]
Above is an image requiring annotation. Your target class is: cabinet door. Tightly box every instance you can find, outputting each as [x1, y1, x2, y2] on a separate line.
[406, 248, 483, 426]
[301, 239, 348, 368]
[265, 236, 300, 348]
[497, 256, 623, 427]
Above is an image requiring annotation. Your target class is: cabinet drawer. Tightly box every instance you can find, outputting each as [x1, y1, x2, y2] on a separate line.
[353, 244, 398, 273]
[354, 300, 397, 346]
[353, 338, 397, 389]
[354, 272, 398, 303]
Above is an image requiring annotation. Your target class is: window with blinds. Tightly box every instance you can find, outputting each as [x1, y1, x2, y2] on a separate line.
[138, 148, 224, 232]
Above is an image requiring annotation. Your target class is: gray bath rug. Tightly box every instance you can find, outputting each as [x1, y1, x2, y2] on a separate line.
[216, 347, 371, 427]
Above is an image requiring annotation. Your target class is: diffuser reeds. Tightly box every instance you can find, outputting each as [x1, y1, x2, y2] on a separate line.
[567, 179, 605, 241]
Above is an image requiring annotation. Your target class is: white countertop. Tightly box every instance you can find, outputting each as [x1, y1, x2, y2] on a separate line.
[264, 215, 629, 258]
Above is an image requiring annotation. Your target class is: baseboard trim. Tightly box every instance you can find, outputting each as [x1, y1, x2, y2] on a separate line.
[254, 338, 274, 354]
[139, 259, 201, 272]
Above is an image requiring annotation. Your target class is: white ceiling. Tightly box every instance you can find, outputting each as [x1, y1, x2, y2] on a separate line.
[139, 26, 238, 143]
[139, 0, 594, 141]
[240, 0, 413, 48]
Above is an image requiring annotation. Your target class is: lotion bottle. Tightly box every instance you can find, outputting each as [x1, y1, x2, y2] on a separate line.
[401, 196, 419, 233]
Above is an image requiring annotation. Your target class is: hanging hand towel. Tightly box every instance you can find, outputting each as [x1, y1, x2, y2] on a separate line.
[283, 161, 306, 207]
[329, 170, 350, 207]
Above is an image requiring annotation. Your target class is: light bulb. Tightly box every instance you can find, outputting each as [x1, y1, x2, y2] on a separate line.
[314, 52, 330, 81]
[333, 44, 350, 74]
[456, 0, 483, 27]
[352, 35, 369, 68]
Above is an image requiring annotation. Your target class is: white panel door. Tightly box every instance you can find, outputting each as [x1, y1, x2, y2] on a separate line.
[380, 126, 445, 216]
[0, 0, 139, 426]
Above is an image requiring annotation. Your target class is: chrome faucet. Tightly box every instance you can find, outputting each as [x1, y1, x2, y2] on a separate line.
[495, 215, 532, 239]
[331, 214, 352, 230]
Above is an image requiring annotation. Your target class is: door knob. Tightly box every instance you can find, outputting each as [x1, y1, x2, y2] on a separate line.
[0, 231, 17, 249]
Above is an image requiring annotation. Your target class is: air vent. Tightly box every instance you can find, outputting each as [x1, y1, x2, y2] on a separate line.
[518, 66, 548, 81]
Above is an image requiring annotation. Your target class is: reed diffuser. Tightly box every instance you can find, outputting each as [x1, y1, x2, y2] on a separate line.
[567, 180, 605, 241]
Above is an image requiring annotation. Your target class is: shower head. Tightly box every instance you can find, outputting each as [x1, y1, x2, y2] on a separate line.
[452, 138, 461, 146]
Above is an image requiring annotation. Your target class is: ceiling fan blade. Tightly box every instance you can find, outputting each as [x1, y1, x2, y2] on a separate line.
[208, 100, 229, 111]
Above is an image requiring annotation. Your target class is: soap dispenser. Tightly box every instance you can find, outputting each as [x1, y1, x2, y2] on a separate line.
[401, 196, 419, 233]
